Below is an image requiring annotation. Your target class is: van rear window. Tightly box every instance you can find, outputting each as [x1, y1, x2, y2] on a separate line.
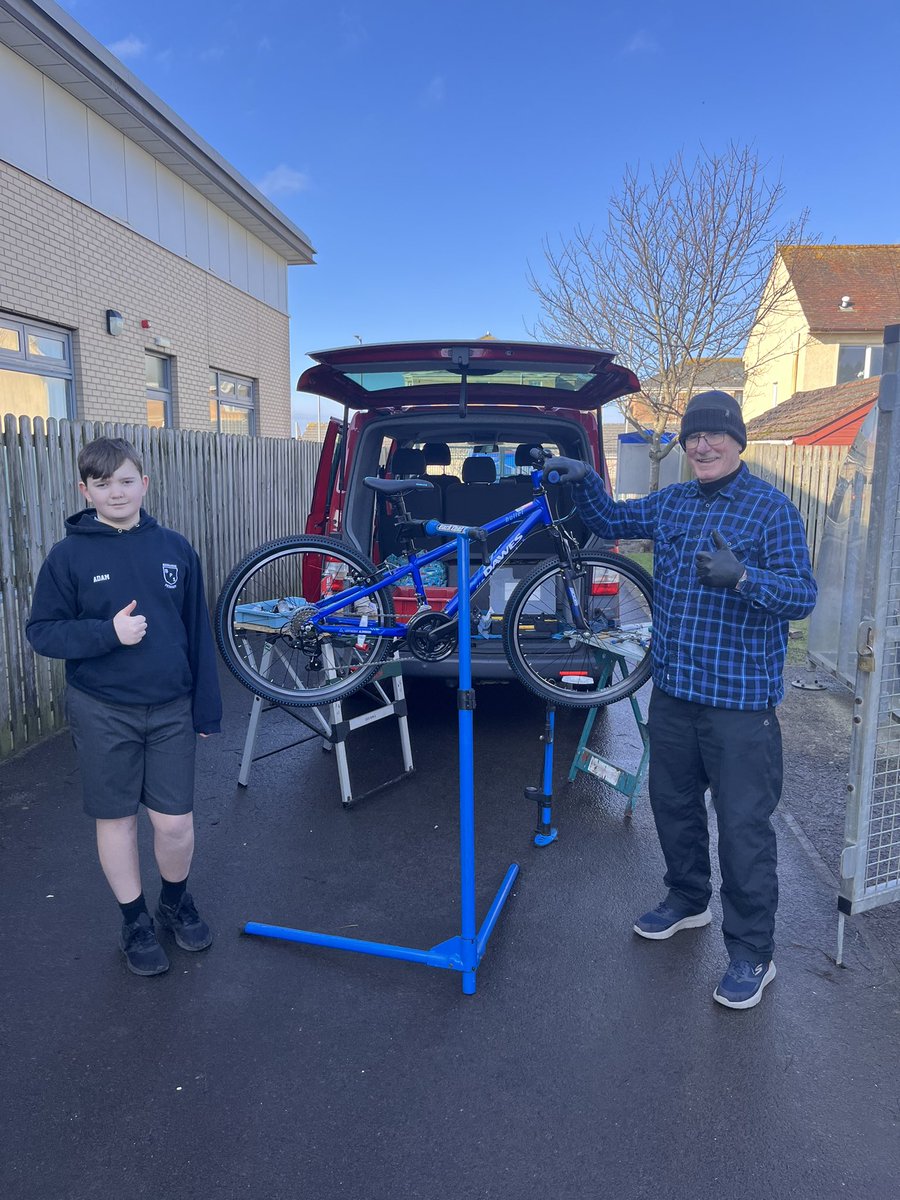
[354, 369, 590, 393]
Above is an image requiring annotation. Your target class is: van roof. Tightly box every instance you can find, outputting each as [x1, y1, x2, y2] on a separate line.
[297, 340, 640, 411]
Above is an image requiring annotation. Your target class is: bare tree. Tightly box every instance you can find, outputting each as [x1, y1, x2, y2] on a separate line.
[528, 143, 811, 491]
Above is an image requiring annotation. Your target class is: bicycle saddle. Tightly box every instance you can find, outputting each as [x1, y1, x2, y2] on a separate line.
[364, 477, 435, 495]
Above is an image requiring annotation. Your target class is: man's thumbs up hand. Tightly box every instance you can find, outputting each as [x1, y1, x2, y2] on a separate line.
[695, 531, 745, 589]
[113, 599, 148, 645]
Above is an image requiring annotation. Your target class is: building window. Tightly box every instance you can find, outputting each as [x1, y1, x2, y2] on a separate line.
[0, 313, 73, 421]
[209, 369, 256, 435]
[837, 344, 884, 386]
[145, 353, 172, 428]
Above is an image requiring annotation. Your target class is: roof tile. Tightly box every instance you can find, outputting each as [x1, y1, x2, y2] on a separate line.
[745, 376, 879, 440]
[781, 245, 900, 332]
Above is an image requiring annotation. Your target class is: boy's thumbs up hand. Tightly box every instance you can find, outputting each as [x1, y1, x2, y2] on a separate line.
[695, 530, 745, 589]
[113, 599, 148, 645]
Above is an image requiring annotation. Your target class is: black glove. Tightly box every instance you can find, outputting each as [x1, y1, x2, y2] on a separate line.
[543, 456, 590, 484]
[695, 530, 745, 589]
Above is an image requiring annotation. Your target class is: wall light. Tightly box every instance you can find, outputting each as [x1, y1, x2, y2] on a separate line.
[106, 309, 125, 336]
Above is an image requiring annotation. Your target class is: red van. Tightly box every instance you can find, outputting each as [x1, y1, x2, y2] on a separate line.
[298, 339, 640, 680]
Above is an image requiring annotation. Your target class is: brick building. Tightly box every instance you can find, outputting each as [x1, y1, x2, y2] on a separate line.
[0, 0, 314, 436]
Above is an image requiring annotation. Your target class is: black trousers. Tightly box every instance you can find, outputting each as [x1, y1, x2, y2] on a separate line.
[646, 687, 783, 965]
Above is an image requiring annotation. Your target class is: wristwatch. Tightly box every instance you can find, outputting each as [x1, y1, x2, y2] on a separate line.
[735, 569, 748, 591]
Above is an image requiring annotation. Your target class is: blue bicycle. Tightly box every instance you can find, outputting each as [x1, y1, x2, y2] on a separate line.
[215, 450, 652, 709]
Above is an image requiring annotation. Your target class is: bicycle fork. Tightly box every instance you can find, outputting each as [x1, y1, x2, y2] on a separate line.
[555, 537, 590, 632]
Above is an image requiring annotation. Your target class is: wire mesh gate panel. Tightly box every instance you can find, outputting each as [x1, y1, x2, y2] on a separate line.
[839, 327, 900, 934]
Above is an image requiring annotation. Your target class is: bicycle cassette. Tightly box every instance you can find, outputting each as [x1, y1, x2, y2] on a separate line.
[282, 603, 318, 643]
[405, 609, 458, 661]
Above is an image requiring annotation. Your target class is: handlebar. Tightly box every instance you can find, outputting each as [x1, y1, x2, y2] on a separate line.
[529, 447, 551, 466]
[529, 447, 560, 484]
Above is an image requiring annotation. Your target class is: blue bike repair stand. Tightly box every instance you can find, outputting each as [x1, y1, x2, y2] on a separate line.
[524, 705, 558, 846]
[242, 527, 520, 995]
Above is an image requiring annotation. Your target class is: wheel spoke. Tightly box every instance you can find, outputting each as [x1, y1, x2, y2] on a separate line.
[503, 553, 653, 707]
[215, 537, 395, 707]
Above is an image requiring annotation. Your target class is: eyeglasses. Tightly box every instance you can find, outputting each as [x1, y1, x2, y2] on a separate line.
[684, 431, 727, 449]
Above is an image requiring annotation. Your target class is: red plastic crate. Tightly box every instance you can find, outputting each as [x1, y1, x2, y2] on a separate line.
[392, 586, 454, 623]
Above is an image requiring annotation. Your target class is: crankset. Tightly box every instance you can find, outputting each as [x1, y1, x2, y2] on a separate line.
[405, 609, 458, 661]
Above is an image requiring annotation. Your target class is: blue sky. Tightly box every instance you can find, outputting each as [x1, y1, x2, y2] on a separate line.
[59, 0, 900, 428]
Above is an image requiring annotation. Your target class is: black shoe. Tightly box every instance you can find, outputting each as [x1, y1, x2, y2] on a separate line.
[119, 912, 170, 976]
[155, 892, 213, 952]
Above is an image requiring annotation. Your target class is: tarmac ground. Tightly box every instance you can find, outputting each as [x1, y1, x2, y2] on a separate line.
[2, 663, 899, 1200]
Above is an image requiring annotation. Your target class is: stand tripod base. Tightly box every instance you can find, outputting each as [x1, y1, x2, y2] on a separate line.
[243, 862, 519, 995]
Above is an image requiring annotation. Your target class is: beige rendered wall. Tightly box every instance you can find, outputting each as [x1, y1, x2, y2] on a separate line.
[742, 260, 807, 421]
[0, 162, 291, 436]
[801, 332, 884, 393]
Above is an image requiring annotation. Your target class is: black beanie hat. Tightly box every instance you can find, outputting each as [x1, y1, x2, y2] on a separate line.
[678, 390, 747, 451]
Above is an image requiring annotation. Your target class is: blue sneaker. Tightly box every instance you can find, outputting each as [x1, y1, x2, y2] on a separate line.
[713, 960, 776, 1009]
[633, 901, 712, 940]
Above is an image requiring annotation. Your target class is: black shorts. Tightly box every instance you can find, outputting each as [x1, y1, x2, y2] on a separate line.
[67, 687, 196, 819]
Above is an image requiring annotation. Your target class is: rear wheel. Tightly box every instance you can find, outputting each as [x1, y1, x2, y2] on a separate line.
[502, 552, 652, 708]
[215, 535, 395, 707]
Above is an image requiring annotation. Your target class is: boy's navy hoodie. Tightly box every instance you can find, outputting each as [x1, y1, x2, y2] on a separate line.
[26, 509, 222, 734]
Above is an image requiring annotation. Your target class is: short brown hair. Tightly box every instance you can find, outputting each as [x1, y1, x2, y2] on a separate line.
[78, 437, 143, 483]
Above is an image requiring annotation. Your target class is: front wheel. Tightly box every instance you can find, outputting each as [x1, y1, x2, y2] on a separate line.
[502, 552, 653, 708]
[215, 535, 395, 707]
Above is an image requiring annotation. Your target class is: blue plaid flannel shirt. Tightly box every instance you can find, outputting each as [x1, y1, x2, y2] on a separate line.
[575, 464, 817, 710]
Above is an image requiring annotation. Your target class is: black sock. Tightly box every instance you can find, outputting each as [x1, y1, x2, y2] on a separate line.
[160, 876, 188, 908]
[119, 894, 147, 925]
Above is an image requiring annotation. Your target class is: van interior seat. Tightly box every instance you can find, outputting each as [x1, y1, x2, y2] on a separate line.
[461, 455, 497, 485]
[379, 446, 443, 554]
[501, 443, 544, 493]
[499, 443, 557, 554]
[444, 455, 510, 549]
[422, 442, 460, 493]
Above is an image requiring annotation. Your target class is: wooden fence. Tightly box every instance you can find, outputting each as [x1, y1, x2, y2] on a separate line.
[1, 415, 323, 759]
[1, 422, 847, 760]
[742, 442, 845, 571]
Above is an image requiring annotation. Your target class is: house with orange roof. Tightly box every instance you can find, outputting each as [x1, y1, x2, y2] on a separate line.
[742, 245, 900, 422]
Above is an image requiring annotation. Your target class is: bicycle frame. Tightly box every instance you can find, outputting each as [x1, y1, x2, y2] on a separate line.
[311, 469, 577, 639]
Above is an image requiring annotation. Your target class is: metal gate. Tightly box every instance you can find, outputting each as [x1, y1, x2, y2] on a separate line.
[838, 325, 900, 959]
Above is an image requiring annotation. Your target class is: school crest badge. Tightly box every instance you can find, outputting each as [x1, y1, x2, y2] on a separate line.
[162, 563, 178, 589]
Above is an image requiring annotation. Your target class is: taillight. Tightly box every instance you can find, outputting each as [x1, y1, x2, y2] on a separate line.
[321, 558, 347, 595]
[590, 574, 620, 597]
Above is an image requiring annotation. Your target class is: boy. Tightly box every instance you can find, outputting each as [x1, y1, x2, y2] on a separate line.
[26, 437, 222, 977]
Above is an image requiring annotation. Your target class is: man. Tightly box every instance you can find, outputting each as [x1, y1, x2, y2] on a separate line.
[546, 391, 817, 1009]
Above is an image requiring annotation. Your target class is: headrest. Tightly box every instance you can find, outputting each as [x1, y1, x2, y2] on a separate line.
[392, 447, 426, 476]
[461, 456, 496, 484]
[422, 442, 452, 467]
[514, 443, 544, 467]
